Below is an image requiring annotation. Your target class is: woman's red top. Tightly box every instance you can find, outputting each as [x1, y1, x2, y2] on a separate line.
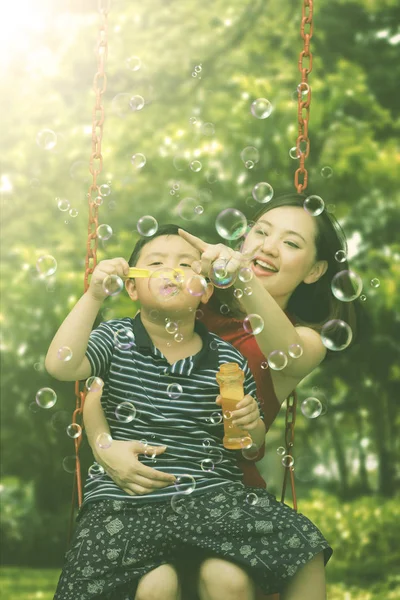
[200, 296, 294, 490]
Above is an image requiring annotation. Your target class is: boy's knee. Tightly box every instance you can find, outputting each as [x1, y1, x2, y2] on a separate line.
[135, 563, 180, 600]
[198, 557, 255, 597]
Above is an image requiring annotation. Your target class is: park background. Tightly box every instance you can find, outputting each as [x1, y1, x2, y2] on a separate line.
[1, 0, 399, 598]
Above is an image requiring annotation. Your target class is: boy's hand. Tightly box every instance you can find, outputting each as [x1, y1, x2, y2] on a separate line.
[88, 258, 130, 302]
[216, 394, 261, 430]
[94, 440, 177, 496]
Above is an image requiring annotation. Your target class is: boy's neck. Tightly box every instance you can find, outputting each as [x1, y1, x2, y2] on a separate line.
[138, 307, 198, 348]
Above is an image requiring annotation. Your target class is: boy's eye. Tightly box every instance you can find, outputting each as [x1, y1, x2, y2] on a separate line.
[180, 263, 192, 268]
[149, 262, 162, 265]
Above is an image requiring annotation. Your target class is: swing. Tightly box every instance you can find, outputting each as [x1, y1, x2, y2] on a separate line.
[67, 1, 314, 599]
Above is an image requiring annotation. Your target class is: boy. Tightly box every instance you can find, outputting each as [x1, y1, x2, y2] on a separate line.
[47, 224, 331, 600]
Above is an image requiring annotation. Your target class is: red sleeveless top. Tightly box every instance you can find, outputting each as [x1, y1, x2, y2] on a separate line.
[200, 296, 293, 489]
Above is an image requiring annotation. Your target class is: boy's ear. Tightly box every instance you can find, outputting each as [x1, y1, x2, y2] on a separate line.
[199, 282, 214, 305]
[125, 279, 138, 301]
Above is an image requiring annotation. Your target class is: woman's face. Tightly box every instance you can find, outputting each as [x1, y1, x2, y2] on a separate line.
[242, 206, 327, 308]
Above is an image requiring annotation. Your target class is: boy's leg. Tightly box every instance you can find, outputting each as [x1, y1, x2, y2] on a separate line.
[197, 556, 256, 600]
[280, 551, 326, 600]
[134, 563, 181, 600]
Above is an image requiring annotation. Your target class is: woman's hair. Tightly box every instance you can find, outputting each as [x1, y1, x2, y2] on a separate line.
[214, 191, 367, 350]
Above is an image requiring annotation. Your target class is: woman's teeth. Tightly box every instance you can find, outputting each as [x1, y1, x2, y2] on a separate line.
[254, 259, 278, 272]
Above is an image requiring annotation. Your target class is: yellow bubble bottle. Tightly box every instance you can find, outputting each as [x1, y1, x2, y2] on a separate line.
[216, 362, 249, 450]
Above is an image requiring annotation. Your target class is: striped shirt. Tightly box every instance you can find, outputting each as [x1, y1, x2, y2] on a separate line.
[81, 312, 262, 507]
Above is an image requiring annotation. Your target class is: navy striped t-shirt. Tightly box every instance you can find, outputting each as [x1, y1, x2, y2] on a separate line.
[82, 312, 263, 507]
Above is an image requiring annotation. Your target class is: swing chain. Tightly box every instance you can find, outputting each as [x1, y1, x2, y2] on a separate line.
[281, 390, 298, 511]
[294, 0, 313, 194]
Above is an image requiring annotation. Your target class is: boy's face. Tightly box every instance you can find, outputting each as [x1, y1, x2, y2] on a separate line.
[126, 234, 213, 313]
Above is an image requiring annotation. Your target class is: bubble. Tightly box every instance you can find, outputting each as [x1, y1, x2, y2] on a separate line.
[261, 361, 268, 370]
[209, 259, 236, 289]
[238, 267, 253, 283]
[240, 146, 260, 167]
[252, 182, 274, 204]
[173, 183, 180, 191]
[111, 93, 131, 117]
[250, 98, 272, 119]
[149, 267, 183, 301]
[99, 184, 111, 197]
[241, 443, 259, 460]
[200, 459, 215, 472]
[288, 344, 303, 359]
[97, 224, 113, 241]
[246, 195, 257, 208]
[144, 445, 157, 459]
[167, 383, 183, 399]
[321, 166, 333, 178]
[209, 340, 219, 350]
[102, 274, 124, 297]
[186, 274, 208, 297]
[202, 122, 215, 136]
[69, 208, 79, 218]
[209, 412, 223, 425]
[370, 278, 380, 288]
[178, 197, 202, 221]
[233, 288, 243, 299]
[57, 346, 73, 361]
[321, 319, 353, 351]
[331, 270, 363, 302]
[129, 95, 145, 111]
[96, 432, 113, 449]
[360, 294, 367, 302]
[276, 446, 286, 456]
[194, 64, 202, 73]
[301, 397, 323, 419]
[173, 155, 189, 171]
[282, 455, 294, 468]
[303, 195, 325, 216]
[36, 387, 57, 409]
[215, 208, 247, 240]
[131, 153, 146, 169]
[239, 436, 253, 450]
[267, 350, 288, 370]
[88, 463, 105, 479]
[195, 308, 204, 319]
[114, 328, 136, 350]
[223, 409, 232, 420]
[243, 314, 264, 335]
[195, 205, 204, 215]
[137, 215, 158, 237]
[62, 456, 76, 473]
[244, 286, 253, 296]
[289, 146, 300, 160]
[166, 321, 178, 334]
[94, 195, 103, 206]
[189, 116, 197, 125]
[36, 129, 57, 150]
[174, 474, 196, 495]
[85, 376, 104, 392]
[126, 55, 141, 71]
[220, 304, 230, 315]
[190, 160, 202, 172]
[115, 402, 137, 422]
[36, 255, 57, 277]
[335, 250, 347, 263]
[171, 494, 195, 514]
[57, 198, 70, 212]
[66, 423, 82, 439]
[297, 82, 310, 96]
[198, 188, 213, 203]
[246, 492, 259, 505]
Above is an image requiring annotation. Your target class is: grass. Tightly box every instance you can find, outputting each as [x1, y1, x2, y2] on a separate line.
[1, 567, 399, 599]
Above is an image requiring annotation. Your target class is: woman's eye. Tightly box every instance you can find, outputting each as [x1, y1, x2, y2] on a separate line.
[180, 263, 192, 268]
[255, 229, 267, 236]
[286, 242, 299, 249]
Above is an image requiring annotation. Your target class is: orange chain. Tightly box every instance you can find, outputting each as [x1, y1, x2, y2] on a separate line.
[294, 0, 313, 194]
[69, 1, 109, 520]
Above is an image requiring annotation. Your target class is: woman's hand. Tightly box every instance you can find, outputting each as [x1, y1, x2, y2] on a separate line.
[216, 394, 261, 430]
[178, 229, 262, 283]
[94, 439, 177, 496]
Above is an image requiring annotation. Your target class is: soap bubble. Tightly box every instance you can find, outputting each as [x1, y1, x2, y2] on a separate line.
[202, 122, 215, 136]
[96, 432, 113, 449]
[282, 455, 294, 468]
[131, 153, 146, 169]
[114, 328, 136, 350]
[167, 383, 183, 399]
[137, 215, 158, 236]
[173, 155, 189, 171]
[276, 446, 286, 456]
[303, 195, 325, 216]
[194, 205, 204, 215]
[241, 443, 259, 460]
[186, 274, 208, 296]
[102, 274, 124, 297]
[66, 424, 82, 439]
[88, 463, 105, 479]
[243, 314, 264, 335]
[171, 494, 196, 514]
[233, 288, 243, 298]
[69, 208, 78, 218]
[246, 493, 259, 505]
[115, 402, 137, 422]
[240, 146, 260, 167]
[288, 344, 303, 359]
[97, 224, 113, 240]
[178, 197, 202, 221]
[166, 321, 178, 334]
[62, 456, 77, 473]
[36, 255, 57, 277]
[301, 397, 323, 419]
[239, 436, 253, 450]
[36, 129, 57, 150]
[370, 278, 380, 288]
[267, 350, 288, 370]
[209, 412, 223, 425]
[321, 166, 333, 178]
[289, 146, 300, 160]
[250, 98, 272, 119]
[200, 459, 215, 472]
[238, 267, 253, 283]
[215, 209, 247, 240]
[129, 95, 145, 111]
[243, 286, 252, 296]
[209, 259, 236, 289]
[85, 376, 104, 392]
[126, 55, 141, 71]
[111, 93, 131, 117]
[149, 267, 183, 301]
[174, 474, 196, 495]
[190, 160, 202, 172]
[335, 250, 347, 263]
[99, 184, 111, 197]
[57, 346, 73, 361]
[252, 182, 274, 204]
[331, 270, 363, 302]
[261, 361, 268, 370]
[189, 116, 197, 125]
[360, 294, 367, 302]
[57, 198, 70, 212]
[36, 387, 57, 409]
[321, 319, 352, 351]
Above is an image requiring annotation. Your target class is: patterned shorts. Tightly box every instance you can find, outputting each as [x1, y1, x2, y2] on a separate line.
[54, 482, 333, 599]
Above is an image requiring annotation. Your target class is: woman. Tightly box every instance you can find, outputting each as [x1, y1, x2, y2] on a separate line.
[86, 191, 363, 600]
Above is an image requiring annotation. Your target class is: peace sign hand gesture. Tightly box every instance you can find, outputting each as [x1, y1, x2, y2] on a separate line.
[178, 229, 262, 285]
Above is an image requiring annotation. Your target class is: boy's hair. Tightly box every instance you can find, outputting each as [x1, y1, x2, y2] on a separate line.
[128, 224, 193, 268]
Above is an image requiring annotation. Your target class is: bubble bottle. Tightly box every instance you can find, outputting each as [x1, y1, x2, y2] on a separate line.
[216, 362, 249, 449]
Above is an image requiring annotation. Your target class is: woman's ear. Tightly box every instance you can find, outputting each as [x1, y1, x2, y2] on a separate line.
[200, 282, 214, 305]
[125, 279, 138, 301]
[303, 260, 328, 284]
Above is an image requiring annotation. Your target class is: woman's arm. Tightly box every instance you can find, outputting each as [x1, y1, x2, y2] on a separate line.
[83, 389, 111, 464]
